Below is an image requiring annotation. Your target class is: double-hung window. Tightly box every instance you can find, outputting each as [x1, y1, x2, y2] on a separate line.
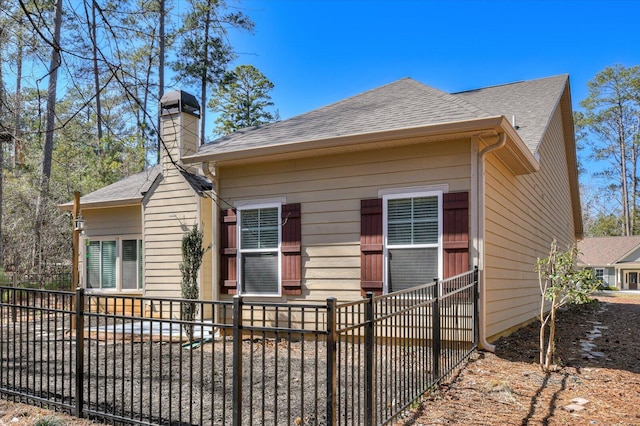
[238, 204, 281, 296]
[86, 238, 143, 291]
[384, 191, 442, 293]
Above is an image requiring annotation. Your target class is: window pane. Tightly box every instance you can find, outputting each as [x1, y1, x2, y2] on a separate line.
[241, 209, 260, 249]
[138, 240, 143, 289]
[412, 197, 438, 244]
[388, 197, 437, 245]
[242, 252, 279, 294]
[388, 247, 438, 292]
[241, 208, 278, 249]
[86, 241, 101, 289]
[101, 241, 117, 289]
[122, 240, 138, 290]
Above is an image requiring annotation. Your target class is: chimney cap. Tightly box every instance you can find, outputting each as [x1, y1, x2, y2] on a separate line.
[160, 90, 200, 118]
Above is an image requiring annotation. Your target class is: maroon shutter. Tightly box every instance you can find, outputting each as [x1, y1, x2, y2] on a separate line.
[443, 192, 469, 278]
[220, 208, 238, 294]
[281, 203, 302, 295]
[360, 198, 383, 296]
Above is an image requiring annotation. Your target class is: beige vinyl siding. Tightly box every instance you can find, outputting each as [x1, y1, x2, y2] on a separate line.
[81, 205, 142, 236]
[219, 138, 472, 303]
[143, 169, 199, 299]
[79, 206, 142, 291]
[200, 195, 214, 304]
[483, 106, 576, 340]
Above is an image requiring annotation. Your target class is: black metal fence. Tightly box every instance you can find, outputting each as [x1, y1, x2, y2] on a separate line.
[0, 271, 72, 290]
[0, 268, 478, 425]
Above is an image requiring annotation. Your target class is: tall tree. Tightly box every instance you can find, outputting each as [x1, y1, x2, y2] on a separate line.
[171, 0, 253, 144]
[209, 64, 278, 135]
[578, 65, 640, 236]
[0, 4, 7, 268]
[32, 0, 64, 269]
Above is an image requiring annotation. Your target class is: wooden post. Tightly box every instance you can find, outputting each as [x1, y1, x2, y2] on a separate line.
[72, 191, 80, 289]
[71, 191, 80, 330]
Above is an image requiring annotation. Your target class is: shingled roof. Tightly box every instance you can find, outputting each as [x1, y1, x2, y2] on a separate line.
[59, 166, 161, 209]
[578, 236, 640, 266]
[454, 74, 568, 153]
[60, 165, 212, 208]
[194, 74, 569, 159]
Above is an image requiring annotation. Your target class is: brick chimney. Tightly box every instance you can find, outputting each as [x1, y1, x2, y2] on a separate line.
[159, 91, 200, 174]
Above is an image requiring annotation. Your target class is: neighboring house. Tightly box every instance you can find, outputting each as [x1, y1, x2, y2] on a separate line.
[62, 75, 582, 348]
[578, 236, 640, 290]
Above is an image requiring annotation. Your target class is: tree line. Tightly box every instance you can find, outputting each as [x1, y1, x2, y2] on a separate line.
[0, 0, 277, 277]
[577, 64, 640, 237]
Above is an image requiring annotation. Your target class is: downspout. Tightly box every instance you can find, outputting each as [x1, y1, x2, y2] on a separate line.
[203, 161, 220, 320]
[476, 132, 506, 352]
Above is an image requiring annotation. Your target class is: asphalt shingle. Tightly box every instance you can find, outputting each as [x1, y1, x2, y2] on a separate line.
[197, 75, 568, 158]
[455, 74, 569, 152]
[197, 78, 493, 156]
[578, 236, 640, 266]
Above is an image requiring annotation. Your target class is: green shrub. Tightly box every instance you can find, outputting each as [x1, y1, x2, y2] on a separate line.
[34, 416, 65, 426]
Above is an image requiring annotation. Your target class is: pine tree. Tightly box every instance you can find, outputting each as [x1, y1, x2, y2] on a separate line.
[171, 0, 253, 143]
[209, 64, 278, 136]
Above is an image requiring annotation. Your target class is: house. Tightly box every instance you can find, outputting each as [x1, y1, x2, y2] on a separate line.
[62, 74, 582, 349]
[60, 91, 215, 303]
[578, 236, 640, 290]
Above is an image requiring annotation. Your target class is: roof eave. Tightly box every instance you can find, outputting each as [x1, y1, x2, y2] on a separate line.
[184, 116, 539, 174]
[498, 117, 540, 175]
[58, 197, 143, 211]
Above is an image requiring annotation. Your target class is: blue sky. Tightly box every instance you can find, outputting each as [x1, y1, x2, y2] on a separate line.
[219, 0, 639, 122]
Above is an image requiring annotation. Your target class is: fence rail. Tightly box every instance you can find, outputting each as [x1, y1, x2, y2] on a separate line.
[0, 271, 72, 290]
[0, 268, 478, 425]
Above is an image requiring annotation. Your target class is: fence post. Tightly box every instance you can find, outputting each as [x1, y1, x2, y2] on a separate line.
[364, 292, 375, 426]
[232, 295, 243, 426]
[473, 267, 479, 346]
[74, 287, 85, 419]
[431, 278, 440, 380]
[326, 297, 337, 426]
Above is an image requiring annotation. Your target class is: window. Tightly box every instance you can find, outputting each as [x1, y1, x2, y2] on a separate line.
[87, 240, 116, 289]
[238, 205, 281, 296]
[594, 268, 604, 281]
[384, 192, 442, 293]
[122, 239, 143, 290]
[86, 238, 143, 291]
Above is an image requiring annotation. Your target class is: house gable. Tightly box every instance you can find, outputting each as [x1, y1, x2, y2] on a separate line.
[618, 246, 640, 264]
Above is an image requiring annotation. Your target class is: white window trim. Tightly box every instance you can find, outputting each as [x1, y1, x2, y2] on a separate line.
[382, 190, 443, 294]
[84, 235, 143, 293]
[378, 184, 449, 198]
[234, 197, 286, 209]
[236, 202, 282, 297]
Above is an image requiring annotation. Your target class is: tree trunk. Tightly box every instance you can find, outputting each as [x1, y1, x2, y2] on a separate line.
[33, 0, 63, 270]
[157, 0, 165, 164]
[91, 0, 103, 141]
[13, 29, 23, 171]
[543, 295, 558, 371]
[198, 0, 213, 145]
[617, 106, 631, 236]
[0, 23, 5, 269]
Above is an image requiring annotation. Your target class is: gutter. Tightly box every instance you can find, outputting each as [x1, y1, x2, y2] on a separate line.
[476, 132, 507, 353]
[183, 117, 513, 164]
[202, 161, 220, 320]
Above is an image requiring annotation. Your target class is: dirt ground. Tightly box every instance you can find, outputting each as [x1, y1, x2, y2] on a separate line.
[1, 292, 639, 425]
[408, 292, 640, 425]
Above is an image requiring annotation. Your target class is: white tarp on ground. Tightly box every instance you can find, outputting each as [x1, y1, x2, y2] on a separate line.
[90, 320, 218, 339]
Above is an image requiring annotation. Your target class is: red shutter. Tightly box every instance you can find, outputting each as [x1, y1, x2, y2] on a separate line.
[443, 192, 469, 278]
[361, 198, 383, 296]
[220, 208, 238, 294]
[281, 203, 302, 295]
